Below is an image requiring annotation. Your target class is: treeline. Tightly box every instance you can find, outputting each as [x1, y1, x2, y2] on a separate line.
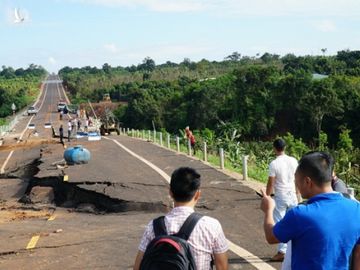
[59, 50, 360, 148]
[0, 65, 47, 120]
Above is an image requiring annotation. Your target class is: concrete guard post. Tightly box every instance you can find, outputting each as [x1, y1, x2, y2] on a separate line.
[203, 141, 207, 162]
[219, 148, 224, 169]
[159, 133, 163, 146]
[176, 136, 180, 152]
[242, 155, 249, 181]
[167, 134, 170, 149]
[188, 139, 192, 156]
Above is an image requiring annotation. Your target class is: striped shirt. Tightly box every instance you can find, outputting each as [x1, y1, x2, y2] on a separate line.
[139, 206, 228, 270]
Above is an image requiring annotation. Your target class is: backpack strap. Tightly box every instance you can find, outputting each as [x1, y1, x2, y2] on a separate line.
[176, 212, 202, 241]
[153, 216, 167, 237]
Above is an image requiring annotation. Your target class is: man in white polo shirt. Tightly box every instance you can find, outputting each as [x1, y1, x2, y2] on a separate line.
[266, 138, 298, 261]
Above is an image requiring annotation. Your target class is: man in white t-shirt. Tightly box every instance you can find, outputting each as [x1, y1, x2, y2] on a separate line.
[266, 138, 298, 262]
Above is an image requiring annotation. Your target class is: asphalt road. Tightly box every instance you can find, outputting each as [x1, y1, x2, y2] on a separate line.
[0, 77, 282, 270]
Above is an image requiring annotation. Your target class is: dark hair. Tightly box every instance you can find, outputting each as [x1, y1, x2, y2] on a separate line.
[170, 167, 201, 202]
[296, 151, 334, 186]
[273, 138, 286, 151]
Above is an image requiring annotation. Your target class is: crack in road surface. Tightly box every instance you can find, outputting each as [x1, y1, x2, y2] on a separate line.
[1, 159, 168, 214]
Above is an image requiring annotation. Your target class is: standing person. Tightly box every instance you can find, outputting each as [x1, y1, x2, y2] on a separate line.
[72, 118, 77, 133]
[133, 167, 229, 270]
[59, 110, 63, 120]
[77, 118, 81, 131]
[185, 126, 196, 155]
[59, 125, 64, 145]
[261, 151, 360, 270]
[85, 118, 89, 132]
[266, 138, 298, 262]
[67, 120, 72, 142]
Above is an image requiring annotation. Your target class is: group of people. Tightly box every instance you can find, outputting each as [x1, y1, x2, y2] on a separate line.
[132, 137, 360, 270]
[59, 117, 90, 145]
[261, 139, 360, 270]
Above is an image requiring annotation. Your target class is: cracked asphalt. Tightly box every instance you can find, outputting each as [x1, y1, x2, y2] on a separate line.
[0, 76, 282, 270]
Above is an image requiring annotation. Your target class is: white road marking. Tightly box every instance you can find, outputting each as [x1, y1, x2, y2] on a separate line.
[0, 82, 49, 174]
[57, 77, 70, 104]
[0, 151, 14, 174]
[105, 137, 276, 270]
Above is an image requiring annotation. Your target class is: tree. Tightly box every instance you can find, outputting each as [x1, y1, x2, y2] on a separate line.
[225, 52, 241, 62]
[139, 57, 155, 73]
[299, 78, 343, 144]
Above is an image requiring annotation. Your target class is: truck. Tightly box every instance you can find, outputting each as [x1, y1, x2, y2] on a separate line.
[27, 106, 38, 116]
[99, 109, 120, 135]
[57, 101, 66, 112]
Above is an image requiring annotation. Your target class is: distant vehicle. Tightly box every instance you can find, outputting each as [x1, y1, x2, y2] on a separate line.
[27, 106, 38, 116]
[57, 101, 67, 112]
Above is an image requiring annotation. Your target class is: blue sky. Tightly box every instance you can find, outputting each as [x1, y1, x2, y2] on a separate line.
[1, 0, 360, 72]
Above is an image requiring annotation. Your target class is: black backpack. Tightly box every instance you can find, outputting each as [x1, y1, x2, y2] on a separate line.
[140, 212, 202, 270]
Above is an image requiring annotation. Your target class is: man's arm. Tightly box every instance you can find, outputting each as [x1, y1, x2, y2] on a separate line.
[260, 189, 280, 244]
[353, 244, 360, 270]
[266, 176, 275, 196]
[133, 250, 144, 270]
[214, 252, 228, 270]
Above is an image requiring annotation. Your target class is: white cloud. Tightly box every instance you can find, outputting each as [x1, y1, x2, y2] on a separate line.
[71, 0, 360, 16]
[103, 43, 119, 53]
[315, 20, 337, 32]
[48, 57, 57, 65]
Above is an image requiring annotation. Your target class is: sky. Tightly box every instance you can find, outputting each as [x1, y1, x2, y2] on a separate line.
[1, 0, 360, 72]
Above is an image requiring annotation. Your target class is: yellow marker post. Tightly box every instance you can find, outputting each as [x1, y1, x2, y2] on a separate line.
[63, 175, 68, 182]
[48, 215, 56, 221]
[26, 235, 40, 249]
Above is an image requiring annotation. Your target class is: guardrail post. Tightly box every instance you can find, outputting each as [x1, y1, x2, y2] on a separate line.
[142, 130, 145, 139]
[148, 130, 151, 141]
[176, 136, 180, 152]
[242, 155, 249, 181]
[153, 130, 156, 143]
[159, 133, 163, 146]
[131, 129, 135, 137]
[188, 139, 192, 156]
[219, 148, 224, 169]
[127, 128, 130, 134]
[167, 134, 170, 149]
[203, 142, 207, 162]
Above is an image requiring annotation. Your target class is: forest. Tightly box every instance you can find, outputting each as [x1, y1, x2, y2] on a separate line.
[59, 51, 360, 192]
[0, 64, 47, 124]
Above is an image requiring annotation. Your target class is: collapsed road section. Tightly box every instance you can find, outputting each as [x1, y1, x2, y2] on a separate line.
[2, 158, 168, 214]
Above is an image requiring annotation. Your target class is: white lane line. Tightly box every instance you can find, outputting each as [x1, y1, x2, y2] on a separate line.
[104, 137, 276, 270]
[0, 151, 14, 174]
[0, 82, 49, 174]
[57, 76, 70, 104]
[228, 241, 276, 270]
[56, 81, 61, 99]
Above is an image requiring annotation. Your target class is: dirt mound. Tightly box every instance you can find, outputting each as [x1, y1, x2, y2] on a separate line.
[0, 207, 52, 223]
[0, 139, 57, 152]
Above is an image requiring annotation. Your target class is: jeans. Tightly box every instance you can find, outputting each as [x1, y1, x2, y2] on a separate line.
[274, 191, 298, 254]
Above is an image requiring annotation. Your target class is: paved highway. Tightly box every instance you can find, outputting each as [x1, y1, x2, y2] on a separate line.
[0, 77, 282, 269]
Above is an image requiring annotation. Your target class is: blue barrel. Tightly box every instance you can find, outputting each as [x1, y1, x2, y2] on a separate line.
[64, 145, 91, 165]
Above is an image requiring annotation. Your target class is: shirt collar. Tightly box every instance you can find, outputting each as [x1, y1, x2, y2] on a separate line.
[308, 192, 343, 204]
[169, 206, 195, 215]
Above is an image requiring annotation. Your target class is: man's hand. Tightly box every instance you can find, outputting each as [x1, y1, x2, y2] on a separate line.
[260, 189, 280, 244]
[260, 189, 275, 214]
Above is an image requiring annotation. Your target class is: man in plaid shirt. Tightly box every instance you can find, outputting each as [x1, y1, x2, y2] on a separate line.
[133, 167, 229, 270]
